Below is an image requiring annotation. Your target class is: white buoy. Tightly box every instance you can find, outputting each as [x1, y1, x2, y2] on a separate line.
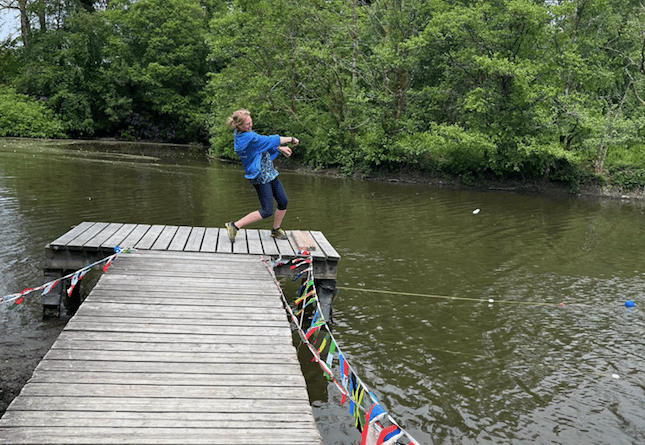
[612, 374, 620, 379]
[488, 299, 494, 303]
[473, 209, 480, 214]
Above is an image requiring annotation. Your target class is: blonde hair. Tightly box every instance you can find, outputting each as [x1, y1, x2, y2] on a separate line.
[226, 109, 250, 131]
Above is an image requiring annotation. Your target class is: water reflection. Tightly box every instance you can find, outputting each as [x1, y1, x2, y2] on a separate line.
[1, 138, 645, 445]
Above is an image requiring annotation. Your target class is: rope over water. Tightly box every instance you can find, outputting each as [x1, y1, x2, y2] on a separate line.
[337, 286, 591, 307]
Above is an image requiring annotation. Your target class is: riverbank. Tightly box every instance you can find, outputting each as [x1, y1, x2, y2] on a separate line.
[275, 159, 645, 204]
[7, 136, 643, 202]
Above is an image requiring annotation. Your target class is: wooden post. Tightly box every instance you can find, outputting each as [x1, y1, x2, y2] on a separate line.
[315, 278, 337, 323]
[41, 269, 63, 319]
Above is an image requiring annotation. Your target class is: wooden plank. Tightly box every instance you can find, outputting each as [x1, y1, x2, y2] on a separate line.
[69, 315, 288, 328]
[106, 255, 269, 270]
[185, 227, 205, 252]
[94, 275, 280, 290]
[84, 289, 284, 304]
[53, 331, 292, 346]
[200, 227, 218, 252]
[83, 223, 123, 250]
[19, 383, 307, 399]
[150, 225, 178, 250]
[310, 230, 341, 261]
[83, 295, 284, 309]
[232, 229, 249, 254]
[99, 265, 271, 279]
[49, 222, 95, 248]
[75, 304, 286, 319]
[50, 339, 296, 354]
[216, 227, 233, 253]
[259, 229, 280, 256]
[27, 371, 306, 387]
[41, 350, 297, 366]
[275, 235, 295, 256]
[0, 410, 316, 427]
[63, 321, 292, 337]
[101, 223, 137, 249]
[35, 360, 302, 375]
[134, 224, 165, 250]
[246, 229, 264, 255]
[75, 306, 285, 318]
[289, 230, 317, 252]
[6, 397, 312, 413]
[115, 250, 261, 262]
[67, 222, 109, 249]
[168, 226, 191, 251]
[120, 224, 151, 249]
[0, 427, 320, 445]
[288, 231, 325, 259]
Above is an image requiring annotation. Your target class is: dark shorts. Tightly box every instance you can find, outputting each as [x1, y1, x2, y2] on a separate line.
[252, 177, 288, 218]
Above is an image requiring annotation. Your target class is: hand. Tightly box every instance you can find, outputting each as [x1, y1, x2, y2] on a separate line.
[278, 146, 292, 157]
[291, 137, 299, 146]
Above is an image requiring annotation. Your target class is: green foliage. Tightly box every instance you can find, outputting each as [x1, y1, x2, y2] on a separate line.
[606, 165, 645, 190]
[0, 40, 21, 84]
[0, 86, 65, 138]
[603, 145, 645, 190]
[103, 0, 212, 143]
[4, 0, 645, 191]
[391, 124, 496, 174]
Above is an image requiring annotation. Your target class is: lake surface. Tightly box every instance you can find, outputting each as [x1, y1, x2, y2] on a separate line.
[1, 138, 644, 445]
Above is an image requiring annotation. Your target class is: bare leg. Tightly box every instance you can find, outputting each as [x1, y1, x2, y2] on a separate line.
[235, 210, 263, 228]
[273, 209, 287, 230]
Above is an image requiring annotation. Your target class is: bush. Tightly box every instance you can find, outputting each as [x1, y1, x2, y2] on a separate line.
[0, 86, 66, 138]
[607, 165, 645, 190]
[391, 124, 496, 175]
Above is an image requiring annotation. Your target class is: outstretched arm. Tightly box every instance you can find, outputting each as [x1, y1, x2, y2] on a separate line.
[280, 136, 299, 146]
[278, 136, 298, 157]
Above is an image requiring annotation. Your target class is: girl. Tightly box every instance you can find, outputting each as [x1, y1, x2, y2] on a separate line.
[225, 109, 299, 242]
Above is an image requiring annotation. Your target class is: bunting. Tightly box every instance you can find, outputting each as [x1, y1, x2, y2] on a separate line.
[263, 253, 422, 445]
[41, 279, 60, 295]
[7, 296, 24, 310]
[1, 250, 123, 310]
[67, 268, 89, 297]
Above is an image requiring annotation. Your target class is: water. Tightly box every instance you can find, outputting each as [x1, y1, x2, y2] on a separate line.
[1, 138, 645, 444]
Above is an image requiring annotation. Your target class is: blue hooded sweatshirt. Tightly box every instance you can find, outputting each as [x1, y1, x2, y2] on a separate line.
[233, 130, 281, 180]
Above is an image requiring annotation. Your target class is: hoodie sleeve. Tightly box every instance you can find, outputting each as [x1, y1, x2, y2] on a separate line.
[234, 131, 281, 179]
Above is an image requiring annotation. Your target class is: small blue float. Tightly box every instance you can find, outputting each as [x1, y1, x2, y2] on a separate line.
[625, 300, 635, 308]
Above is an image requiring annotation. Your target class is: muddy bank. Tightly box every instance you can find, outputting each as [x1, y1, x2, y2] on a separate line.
[276, 159, 645, 204]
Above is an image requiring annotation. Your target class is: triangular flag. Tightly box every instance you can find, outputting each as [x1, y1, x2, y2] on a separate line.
[67, 268, 89, 297]
[41, 280, 60, 295]
[103, 254, 116, 272]
[8, 296, 24, 310]
[325, 339, 337, 369]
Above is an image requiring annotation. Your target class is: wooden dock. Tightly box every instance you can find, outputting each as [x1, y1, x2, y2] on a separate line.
[43, 222, 340, 280]
[0, 250, 323, 444]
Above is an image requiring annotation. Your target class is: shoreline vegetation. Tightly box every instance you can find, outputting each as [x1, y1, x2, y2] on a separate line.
[274, 159, 645, 203]
[3, 1, 645, 201]
[3, 135, 644, 203]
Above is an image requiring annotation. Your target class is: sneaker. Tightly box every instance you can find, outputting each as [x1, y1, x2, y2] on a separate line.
[225, 222, 238, 243]
[271, 227, 287, 240]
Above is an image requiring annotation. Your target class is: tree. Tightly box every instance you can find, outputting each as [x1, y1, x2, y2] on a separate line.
[102, 0, 212, 142]
[207, 0, 363, 166]
[548, 0, 645, 174]
[0, 0, 31, 48]
[17, 6, 112, 135]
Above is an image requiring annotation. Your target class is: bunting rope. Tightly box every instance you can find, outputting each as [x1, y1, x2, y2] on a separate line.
[0, 247, 130, 310]
[264, 253, 422, 445]
[336, 286, 591, 307]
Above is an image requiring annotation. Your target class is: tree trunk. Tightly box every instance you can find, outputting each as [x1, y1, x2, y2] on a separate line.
[18, 0, 30, 49]
[38, 0, 46, 32]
